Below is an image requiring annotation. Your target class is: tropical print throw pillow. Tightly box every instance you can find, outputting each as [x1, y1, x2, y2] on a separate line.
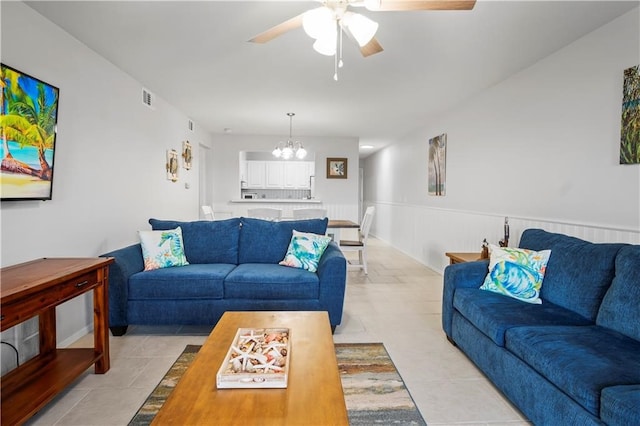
[139, 226, 189, 271]
[279, 230, 332, 273]
[480, 244, 551, 304]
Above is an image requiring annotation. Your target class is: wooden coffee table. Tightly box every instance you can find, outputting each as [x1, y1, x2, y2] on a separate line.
[151, 311, 348, 425]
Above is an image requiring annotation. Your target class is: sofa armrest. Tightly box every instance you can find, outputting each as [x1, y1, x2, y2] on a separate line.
[316, 242, 347, 326]
[100, 243, 144, 329]
[442, 260, 489, 339]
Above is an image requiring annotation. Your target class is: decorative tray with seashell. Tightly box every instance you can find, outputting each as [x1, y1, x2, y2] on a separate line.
[216, 328, 290, 389]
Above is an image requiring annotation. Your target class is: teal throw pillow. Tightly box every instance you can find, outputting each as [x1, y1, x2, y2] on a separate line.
[139, 226, 189, 271]
[480, 244, 551, 304]
[279, 230, 332, 273]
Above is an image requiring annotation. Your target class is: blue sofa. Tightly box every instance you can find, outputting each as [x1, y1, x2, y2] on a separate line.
[101, 217, 347, 336]
[442, 229, 640, 425]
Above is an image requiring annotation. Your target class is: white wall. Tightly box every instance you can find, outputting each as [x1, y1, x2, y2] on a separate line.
[0, 2, 212, 355]
[210, 134, 360, 221]
[363, 8, 640, 273]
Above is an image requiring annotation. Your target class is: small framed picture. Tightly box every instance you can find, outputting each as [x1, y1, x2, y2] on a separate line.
[326, 158, 348, 179]
[182, 140, 193, 170]
[166, 149, 179, 182]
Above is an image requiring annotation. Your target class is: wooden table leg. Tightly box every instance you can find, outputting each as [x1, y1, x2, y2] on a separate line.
[39, 308, 57, 356]
[93, 266, 110, 374]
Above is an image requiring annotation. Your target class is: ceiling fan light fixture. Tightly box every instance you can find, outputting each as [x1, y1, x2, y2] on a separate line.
[303, 7, 335, 40]
[343, 12, 378, 47]
[313, 35, 337, 56]
[363, 0, 382, 11]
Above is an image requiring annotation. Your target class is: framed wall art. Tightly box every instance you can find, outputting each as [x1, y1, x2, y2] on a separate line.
[428, 133, 446, 196]
[182, 140, 192, 170]
[1, 63, 60, 201]
[166, 149, 179, 182]
[326, 157, 347, 179]
[620, 65, 639, 164]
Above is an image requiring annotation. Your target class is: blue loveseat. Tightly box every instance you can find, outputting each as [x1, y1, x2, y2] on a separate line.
[101, 217, 347, 336]
[443, 229, 640, 425]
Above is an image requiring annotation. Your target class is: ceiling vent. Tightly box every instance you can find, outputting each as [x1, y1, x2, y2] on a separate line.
[142, 88, 154, 109]
[188, 119, 194, 132]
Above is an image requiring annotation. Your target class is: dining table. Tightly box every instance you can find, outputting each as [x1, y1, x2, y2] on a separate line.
[326, 219, 359, 242]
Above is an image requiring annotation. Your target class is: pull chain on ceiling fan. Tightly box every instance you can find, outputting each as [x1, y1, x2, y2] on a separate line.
[249, 0, 476, 80]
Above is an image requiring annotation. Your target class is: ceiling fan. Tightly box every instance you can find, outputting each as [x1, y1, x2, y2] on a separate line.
[249, 0, 477, 77]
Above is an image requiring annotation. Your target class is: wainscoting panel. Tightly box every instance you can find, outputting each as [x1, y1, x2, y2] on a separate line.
[367, 201, 640, 274]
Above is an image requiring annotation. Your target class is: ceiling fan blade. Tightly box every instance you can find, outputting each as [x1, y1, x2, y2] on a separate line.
[249, 13, 305, 44]
[365, 0, 476, 11]
[360, 37, 384, 57]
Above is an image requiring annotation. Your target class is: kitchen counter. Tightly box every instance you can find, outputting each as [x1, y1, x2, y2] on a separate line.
[230, 199, 322, 203]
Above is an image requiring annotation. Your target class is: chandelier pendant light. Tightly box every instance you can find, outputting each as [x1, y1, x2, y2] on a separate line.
[272, 113, 307, 160]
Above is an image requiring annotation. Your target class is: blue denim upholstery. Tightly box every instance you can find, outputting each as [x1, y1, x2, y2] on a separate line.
[238, 217, 328, 263]
[129, 264, 235, 300]
[453, 288, 591, 346]
[596, 245, 640, 341]
[149, 218, 241, 264]
[600, 385, 640, 426]
[101, 217, 346, 333]
[519, 228, 625, 321]
[443, 229, 638, 425]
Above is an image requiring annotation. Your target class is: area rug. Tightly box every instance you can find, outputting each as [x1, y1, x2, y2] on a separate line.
[129, 343, 426, 425]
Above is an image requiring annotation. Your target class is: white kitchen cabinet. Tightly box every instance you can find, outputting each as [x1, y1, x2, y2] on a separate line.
[284, 162, 312, 189]
[265, 162, 285, 188]
[246, 161, 266, 188]
[246, 160, 314, 189]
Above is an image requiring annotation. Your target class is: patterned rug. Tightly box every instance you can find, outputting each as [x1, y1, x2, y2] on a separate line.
[129, 342, 426, 425]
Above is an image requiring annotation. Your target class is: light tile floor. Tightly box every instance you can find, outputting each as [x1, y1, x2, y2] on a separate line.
[26, 238, 530, 425]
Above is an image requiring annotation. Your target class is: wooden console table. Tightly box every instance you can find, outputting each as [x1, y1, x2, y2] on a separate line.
[0, 257, 113, 425]
[445, 252, 486, 265]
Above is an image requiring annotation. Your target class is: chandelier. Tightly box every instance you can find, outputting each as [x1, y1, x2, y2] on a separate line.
[272, 113, 307, 160]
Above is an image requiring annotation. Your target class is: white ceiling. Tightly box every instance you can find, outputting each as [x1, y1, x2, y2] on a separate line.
[24, 0, 638, 158]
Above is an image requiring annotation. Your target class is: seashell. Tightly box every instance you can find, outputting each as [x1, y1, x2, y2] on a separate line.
[232, 358, 242, 373]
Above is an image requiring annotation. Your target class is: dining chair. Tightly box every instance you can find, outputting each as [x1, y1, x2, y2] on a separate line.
[247, 208, 283, 221]
[292, 208, 327, 219]
[339, 206, 375, 275]
[201, 205, 214, 220]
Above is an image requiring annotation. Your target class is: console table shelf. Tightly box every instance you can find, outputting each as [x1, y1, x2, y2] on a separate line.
[0, 257, 113, 425]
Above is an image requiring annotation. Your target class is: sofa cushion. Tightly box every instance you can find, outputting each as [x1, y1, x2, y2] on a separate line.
[149, 218, 240, 264]
[139, 227, 189, 271]
[129, 264, 235, 300]
[596, 245, 640, 341]
[505, 325, 640, 416]
[480, 244, 551, 304]
[238, 217, 328, 264]
[518, 229, 626, 321]
[279, 230, 332, 272]
[224, 263, 319, 299]
[454, 288, 592, 346]
[600, 385, 640, 426]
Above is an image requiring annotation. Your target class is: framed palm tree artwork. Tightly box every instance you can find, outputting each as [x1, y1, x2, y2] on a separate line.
[1, 63, 60, 201]
[428, 133, 446, 196]
[620, 65, 639, 164]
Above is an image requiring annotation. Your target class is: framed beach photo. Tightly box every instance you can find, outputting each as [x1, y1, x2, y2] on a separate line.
[1, 63, 60, 201]
[326, 158, 347, 179]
